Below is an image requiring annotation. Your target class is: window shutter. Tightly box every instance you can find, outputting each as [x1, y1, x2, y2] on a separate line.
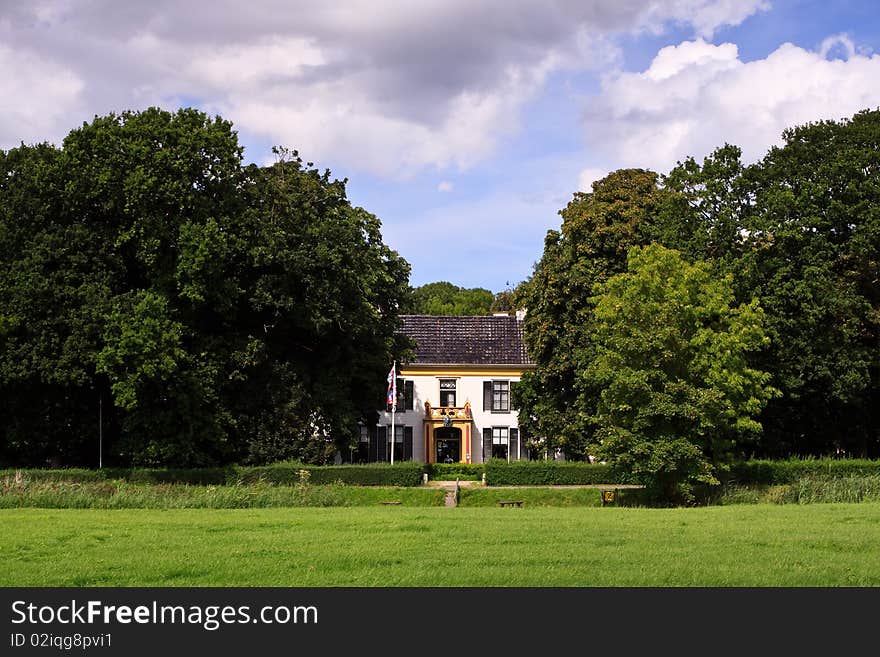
[405, 380, 414, 411]
[483, 381, 492, 411]
[404, 426, 413, 460]
[369, 427, 378, 462]
[377, 426, 387, 462]
[510, 428, 519, 461]
[483, 428, 492, 462]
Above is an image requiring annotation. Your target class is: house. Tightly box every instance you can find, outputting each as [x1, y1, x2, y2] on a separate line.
[356, 312, 535, 464]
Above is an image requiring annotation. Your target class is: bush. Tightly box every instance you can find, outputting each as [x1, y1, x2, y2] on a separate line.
[426, 463, 485, 480]
[728, 458, 880, 485]
[234, 461, 424, 487]
[0, 468, 107, 483]
[114, 467, 233, 485]
[484, 460, 617, 486]
[0, 462, 425, 487]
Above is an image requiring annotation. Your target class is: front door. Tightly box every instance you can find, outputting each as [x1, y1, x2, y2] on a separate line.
[434, 427, 461, 463]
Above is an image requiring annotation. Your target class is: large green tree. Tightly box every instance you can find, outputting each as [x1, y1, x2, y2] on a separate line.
[513, 169, 668, 457]
[0, 109, 410, 467]
[586, 245, 776, 502]
[662, 110, 880, 457]
[404, 281, 494, 315]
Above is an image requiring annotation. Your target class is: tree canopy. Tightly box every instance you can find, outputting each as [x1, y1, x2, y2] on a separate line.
[0, 108, 410, 467]
[513, 169, 668, 457]
[586, 244, 776, 502]
[404, 281, 494, 315]
[516, 109, 880, 470]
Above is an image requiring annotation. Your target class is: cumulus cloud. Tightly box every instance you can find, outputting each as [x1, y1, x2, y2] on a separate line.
[0, 44, 83, 147]
[583, 37, 880, 174]
[578, 167, 609, 192]
[0, 0, 767, 175]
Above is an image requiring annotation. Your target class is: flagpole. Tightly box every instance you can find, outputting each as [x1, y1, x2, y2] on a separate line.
[390, 360, 396, 465]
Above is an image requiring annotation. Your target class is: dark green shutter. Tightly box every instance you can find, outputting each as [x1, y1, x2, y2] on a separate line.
[483, 381, 492, 411]
[405, 380, 414, 410]
[369, 426, 378, 462]
[377, 426, 387, 462]
[404, 426, 413, 460]
[483, 428, 492, 462]
[510, 428, 519, 461]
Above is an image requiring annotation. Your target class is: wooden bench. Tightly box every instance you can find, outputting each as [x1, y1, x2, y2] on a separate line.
[498, 500, 523, 507]
[380, 501, 402, 506]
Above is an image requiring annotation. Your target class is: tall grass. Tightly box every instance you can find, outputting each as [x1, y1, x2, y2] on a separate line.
[0, 472, 444, 508]
[718, 474, 880, 505]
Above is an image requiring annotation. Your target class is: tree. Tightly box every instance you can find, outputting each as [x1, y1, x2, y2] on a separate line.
[514, 169, 668, 457]
[585, 245, 776, 503]
[661, 110, 880, 457]
[0, 109, 410, 467]
[404, 281, 494, 315]
[737, 110, 880, 457]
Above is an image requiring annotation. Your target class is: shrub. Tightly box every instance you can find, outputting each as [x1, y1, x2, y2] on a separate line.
[728, 458, 880, 485]
[0, 462, 425, 487]
[484, 460, 617, 486]
[234, 461, 424, 487]
[426, 463, 485, 480]
[0, 468, 108, 483]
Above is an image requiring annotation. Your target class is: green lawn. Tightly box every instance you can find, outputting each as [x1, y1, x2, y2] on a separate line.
[458, 487, 602, 506]
[2, 504, 879, 586]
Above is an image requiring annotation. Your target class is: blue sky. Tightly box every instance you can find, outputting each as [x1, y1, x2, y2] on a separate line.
[3, 1, 880, 291]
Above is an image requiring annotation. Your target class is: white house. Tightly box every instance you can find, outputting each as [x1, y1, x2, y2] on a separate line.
[356, 313, 535, 464]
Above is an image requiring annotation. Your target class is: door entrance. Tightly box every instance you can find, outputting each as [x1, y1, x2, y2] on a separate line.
[434, 427, 462, 463]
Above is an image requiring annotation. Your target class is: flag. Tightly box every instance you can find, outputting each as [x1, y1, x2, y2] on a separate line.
[386, 362, 397, 410]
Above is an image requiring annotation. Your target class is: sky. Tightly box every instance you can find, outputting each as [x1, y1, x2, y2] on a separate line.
[2, 1, 880, 292]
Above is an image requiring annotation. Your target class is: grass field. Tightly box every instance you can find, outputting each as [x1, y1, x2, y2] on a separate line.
[457, 487, 602, 506]
[2, 504, 879, 586]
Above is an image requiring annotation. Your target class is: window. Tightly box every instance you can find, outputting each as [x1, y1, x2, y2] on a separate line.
[402, 380, 414, 411]
[483, 380, 510, 412]
[387, 378, 414, 412]
[440, 379, 456, 407]
[492, 427, 509, 460]
[356, 426, 370, 463]
[385, 425, 413, 461]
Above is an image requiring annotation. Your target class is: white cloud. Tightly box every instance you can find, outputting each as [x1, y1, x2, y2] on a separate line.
[0, 1, 768, 175]
[437, 181, 454, 192]
[0, 44, 83, 147]
[584, 37, 880, 174]
[578, 168, 609, 191]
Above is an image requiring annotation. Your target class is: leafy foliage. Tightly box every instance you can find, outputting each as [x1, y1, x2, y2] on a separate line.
[483, 459, 615, 485]
[518, 109, 880, 484]
[585, 245, 776, 502]
[662, 110, 880, 457]
[0, 108, 410, 467]
[404, 281, 494, 315]
[514, 169, 668, 457]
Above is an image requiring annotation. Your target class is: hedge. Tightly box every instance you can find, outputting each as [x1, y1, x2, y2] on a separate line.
[426, 463, 485, 479]
[235, 462, 424, 487]
[484, 460, 616, 486]
[727, 458, 880, 485]
[0, 462, 424, 487]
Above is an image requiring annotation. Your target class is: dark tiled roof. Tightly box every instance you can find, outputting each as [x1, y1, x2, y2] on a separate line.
[400, 315, 533, 366]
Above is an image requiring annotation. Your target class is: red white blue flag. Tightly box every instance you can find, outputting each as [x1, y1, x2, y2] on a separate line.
[386, 362, 397, 410]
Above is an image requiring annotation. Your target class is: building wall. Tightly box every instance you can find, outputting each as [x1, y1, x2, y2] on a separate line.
[376, 369, 528, 463]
